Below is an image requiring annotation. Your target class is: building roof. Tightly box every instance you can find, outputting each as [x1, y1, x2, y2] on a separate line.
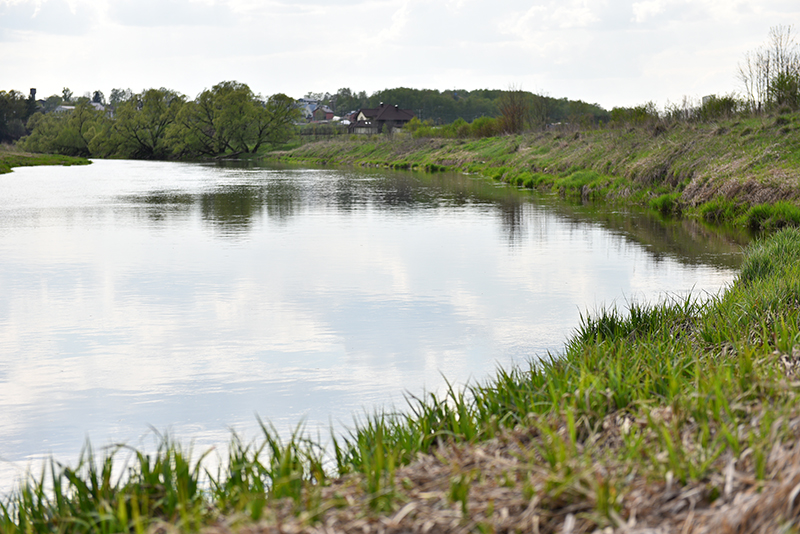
[375, 104, 415, 121]
[357, 103, 414, 122]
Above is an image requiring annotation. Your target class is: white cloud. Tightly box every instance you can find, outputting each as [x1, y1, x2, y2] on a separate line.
[631, 0, 668, 23]
[0, 0, 96, 37]
[107, 0, 235, 27]
[2, 0, 800, 109]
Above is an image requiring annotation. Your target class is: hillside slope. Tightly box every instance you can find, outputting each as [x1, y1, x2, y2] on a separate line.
[274, 112, 800, 230]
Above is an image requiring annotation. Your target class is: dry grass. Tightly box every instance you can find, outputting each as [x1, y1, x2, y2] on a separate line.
[197, 414, 800, 534]
[274, 115, 800, 226]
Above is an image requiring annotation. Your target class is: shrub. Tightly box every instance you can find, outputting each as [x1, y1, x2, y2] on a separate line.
[649, 193, 682, 216]
[470, 117, 501, 138]
[699, 197, 742, 223]
[743, 201, 800, 231]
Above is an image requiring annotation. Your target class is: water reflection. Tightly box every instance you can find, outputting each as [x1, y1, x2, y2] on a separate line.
[0, 159, 746, 495]
[120, 162, 748, 271]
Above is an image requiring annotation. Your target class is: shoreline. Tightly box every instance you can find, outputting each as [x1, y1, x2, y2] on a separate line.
[0, 145, 90, 174]
[3, 227, 800, 532]
[4, 135, 800, 531]
[267, 113, 800, 232]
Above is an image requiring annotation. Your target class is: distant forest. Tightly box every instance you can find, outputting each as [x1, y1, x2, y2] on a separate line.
[305, 87, 610, 126]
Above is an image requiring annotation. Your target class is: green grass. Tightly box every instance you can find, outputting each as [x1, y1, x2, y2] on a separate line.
[741, 201, 800, 231]
[649, 192, 682, 216]
[0, 145, 90, 174]
[5, 228, 800, 532]
[269, 111, 800, 230]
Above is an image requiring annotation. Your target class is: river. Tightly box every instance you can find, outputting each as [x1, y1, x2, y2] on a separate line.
[0, 159, 745, 493]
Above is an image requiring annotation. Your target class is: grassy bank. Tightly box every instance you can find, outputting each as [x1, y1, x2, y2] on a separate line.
[0, 144, 90, 174]
[3, 228, 800, 533]
[271, 112, 800, 231]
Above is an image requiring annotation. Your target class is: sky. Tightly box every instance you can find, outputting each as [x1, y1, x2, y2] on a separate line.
[1, 0, 799, 110]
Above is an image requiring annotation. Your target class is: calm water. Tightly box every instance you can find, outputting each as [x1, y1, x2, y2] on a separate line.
[0, 159, 745, 492]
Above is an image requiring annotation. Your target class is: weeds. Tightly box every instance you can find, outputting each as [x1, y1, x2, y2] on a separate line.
[271, 112, 800, 230]
[4, 229, 800, 532]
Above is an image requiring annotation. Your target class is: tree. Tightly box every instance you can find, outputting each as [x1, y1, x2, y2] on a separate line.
[739, 25, 800, 111]
[169, 81, 299, 157]
[92, 90, 105, 105]
[62, 87, 73, 103]
[102, 88, 184, 158]
[529, 93, 550, 130]
[20, 99, 104, 156]
[42, 94, 63, 113]
[498, 86, 529, 134]
[0, 90, 30, 142]
[256, 93, 302, 148]
[109, 88, 133, 107]
[610, 102, 659, 127]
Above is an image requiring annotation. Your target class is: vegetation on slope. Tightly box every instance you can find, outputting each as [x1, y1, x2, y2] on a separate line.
[3, 228, 800, 533]
[274, 109, 800, 231]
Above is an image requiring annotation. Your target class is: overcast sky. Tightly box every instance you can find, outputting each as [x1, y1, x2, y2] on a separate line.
[2, 0, 799, 110]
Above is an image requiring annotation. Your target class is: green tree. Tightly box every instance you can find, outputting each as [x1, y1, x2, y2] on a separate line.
[256, 93, 302, 148]
[42, 94, 63, 113]
[101, 88, 184, 158]
[0, 90, 30, 142]
[109, 88, 133, 107]
[20, 99, 104, 156]
[770, 70, 800, 109]
[169, 81, 298, 157]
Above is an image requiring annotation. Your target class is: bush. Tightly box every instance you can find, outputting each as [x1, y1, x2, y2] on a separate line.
[559, 170, 602, 189]
[697, 94, 741, 121]
[410, 116, 502, 140]
[470, 117, 501, 138]
[649, 192, 682, 216]
[699, 197, 742, 223]
[743, 201, 800, 231]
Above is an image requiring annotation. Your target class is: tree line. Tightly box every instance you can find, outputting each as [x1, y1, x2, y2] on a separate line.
[15, 81, 300, 159]
[306, 87, 610, 128]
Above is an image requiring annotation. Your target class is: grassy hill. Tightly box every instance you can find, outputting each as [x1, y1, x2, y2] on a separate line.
[274, 111, 800, 232]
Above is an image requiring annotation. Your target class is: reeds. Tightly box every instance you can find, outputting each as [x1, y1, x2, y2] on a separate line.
[4, 228, 800, 533]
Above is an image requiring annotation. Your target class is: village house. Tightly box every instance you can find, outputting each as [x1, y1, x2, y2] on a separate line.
[312, 105, 335, 122]
[349, 103, 415, 134]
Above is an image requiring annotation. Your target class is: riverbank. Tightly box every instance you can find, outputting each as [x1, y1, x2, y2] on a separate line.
[0, 144, 90, 174]
[3, 227, 800, 533]
[270, 113, 800, 231]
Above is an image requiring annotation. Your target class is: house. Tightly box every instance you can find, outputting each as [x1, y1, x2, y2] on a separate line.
[312, 105, 335, 122]
[349, 103, 415, 134]
[297, 98, 318, 121]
